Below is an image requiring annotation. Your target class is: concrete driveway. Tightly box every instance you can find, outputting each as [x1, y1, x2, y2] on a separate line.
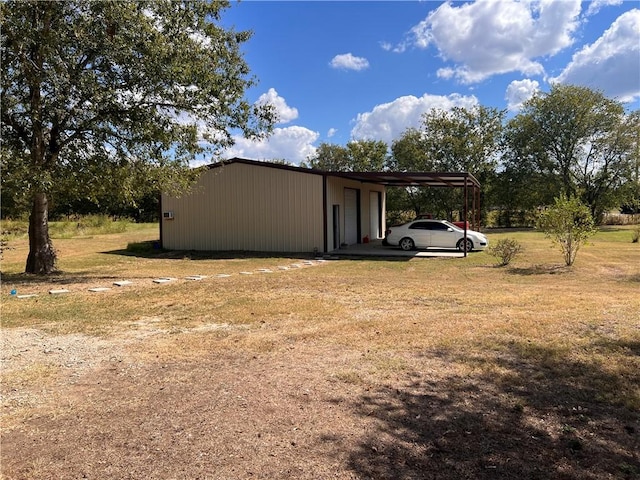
[327, 240, 466, 258]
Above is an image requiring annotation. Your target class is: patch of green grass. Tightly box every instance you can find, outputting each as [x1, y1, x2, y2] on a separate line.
[1, 215, 145, 240]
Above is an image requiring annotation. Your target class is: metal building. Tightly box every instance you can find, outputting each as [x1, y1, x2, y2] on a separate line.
[160, 158, 386, 253]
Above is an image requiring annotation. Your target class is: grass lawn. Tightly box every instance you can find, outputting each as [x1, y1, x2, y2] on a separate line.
[1, 224, 639, 479]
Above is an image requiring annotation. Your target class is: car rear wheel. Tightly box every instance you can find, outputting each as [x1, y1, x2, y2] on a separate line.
[399, 237, 415, 251]
[457, 238, 473, 252]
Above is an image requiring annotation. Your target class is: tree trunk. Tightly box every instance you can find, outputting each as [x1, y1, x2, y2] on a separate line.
[25, 192, 57, 274]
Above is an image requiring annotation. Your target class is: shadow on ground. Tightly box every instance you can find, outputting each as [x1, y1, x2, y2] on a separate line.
[347, 340, 640, 480]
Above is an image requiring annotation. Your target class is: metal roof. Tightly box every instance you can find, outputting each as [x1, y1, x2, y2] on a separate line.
[212, 158, 480, 189]
[327, 171, 481, 189]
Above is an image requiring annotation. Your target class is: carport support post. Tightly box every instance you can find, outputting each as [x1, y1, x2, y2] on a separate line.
[463, 176, 468, 258]
[475, 185, 481, 231]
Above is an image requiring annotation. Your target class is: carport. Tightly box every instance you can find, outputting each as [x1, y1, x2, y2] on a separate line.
[327, 170, 482, 257]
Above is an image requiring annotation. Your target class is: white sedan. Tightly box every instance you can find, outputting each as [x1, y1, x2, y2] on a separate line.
[384, 219, 488, 252]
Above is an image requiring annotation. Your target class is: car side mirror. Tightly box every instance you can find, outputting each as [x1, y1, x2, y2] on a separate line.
[447, 228, 453, 232]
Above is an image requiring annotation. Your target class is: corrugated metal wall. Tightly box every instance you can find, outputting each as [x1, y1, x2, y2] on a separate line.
[161, 163, 324, 252]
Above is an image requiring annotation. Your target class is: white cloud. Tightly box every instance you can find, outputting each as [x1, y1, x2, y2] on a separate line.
[329, 53, 370, 71]
[586, 0, 623, 16]
[256, 88, 298, 124]
[350, 93, 479, 144]
[505, 79, 540, 111]
[436, 67, 455, 80]
[550, 9, 640, 103]
[222, 126, 319, 165]
[327, 128, 338, 138]
[407, 0, 581, 83]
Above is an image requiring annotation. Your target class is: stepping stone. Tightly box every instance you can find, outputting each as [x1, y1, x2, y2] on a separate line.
[257, 269, 272, 273]
[290, 264, 302, 268]
[239, 271, 253, 275]
[303, 261, 314, 265]
[88, 287, 111, 292]
[215, 274, 231, 278]
[49, 289, 70, 295]
[278, 266, 289, 270]
[113, 280, 133, 287]
[185, 275, 207, 281]
[153, 277, 175, 284]
[16, 294, 38, 299]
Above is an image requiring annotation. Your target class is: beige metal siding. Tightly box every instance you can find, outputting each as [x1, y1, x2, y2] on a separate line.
[162, 163, 324, 252]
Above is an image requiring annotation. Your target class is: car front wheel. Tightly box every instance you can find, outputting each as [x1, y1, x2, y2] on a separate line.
[399, 237, 415, 251]
[457, 238, 473, 252]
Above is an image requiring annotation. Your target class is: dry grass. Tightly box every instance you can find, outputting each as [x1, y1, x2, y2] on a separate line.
[1, 225, 639, 479]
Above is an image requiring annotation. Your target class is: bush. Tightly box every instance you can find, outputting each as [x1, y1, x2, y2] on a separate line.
[537, 195, 597, 266]
[632, 225, 640, 244]
[486, 238, 523, 266]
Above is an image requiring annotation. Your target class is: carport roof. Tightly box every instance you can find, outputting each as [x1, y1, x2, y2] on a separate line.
[327, 171, 481, 189]
[212, 158, 480, 189]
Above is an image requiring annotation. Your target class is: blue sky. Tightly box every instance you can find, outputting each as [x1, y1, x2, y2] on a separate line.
[211, 0, 640, 165]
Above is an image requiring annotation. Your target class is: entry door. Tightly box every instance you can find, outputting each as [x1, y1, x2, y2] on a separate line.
[344, 188, 359, 245]
[369, 191, 382, 239]
[332, 205, 340, 250]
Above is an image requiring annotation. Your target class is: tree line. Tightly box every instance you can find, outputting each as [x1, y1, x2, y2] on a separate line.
[304, 84, 640, 227]
[1, 0, 638, 275]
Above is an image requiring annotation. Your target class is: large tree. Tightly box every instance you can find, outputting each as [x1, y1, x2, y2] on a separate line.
[503, 84, 638, 222]
[304, 140, 388, 172]
[389, 106, 504, 221]
[1, 0, 275, 274]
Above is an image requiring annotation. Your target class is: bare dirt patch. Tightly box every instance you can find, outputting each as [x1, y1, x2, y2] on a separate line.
[2, 324, 638, 480]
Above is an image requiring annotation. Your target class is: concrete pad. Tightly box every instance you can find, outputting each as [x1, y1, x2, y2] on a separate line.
[185, 275, 207, 281]
[239, 271, 253, 275]
[49, 289, 70, 295]
[113, 281, 133, 287]
[153, 277, 176, 284]
[215, 274, 231, 278]
[278, 266, 289, 270]
[257, 269, 272, 273]
[16, 294, 38, 299]
[88, 287, 111, 292]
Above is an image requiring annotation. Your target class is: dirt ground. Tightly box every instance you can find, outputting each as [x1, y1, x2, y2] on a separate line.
[2, 323, 638, 480]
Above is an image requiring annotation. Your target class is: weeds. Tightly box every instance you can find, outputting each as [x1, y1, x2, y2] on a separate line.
[485, 238, 523, 266]
[1, 215, 132, 240]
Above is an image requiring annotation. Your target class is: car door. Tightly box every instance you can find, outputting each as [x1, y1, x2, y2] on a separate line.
[408, 221, 432, 248]
[429, 222, 455, 248]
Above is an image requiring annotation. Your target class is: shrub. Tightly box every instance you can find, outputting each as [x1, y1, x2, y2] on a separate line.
[632, 225, 640, 244]
[537, 195, 597, 266]
[486, 238, 523, 266]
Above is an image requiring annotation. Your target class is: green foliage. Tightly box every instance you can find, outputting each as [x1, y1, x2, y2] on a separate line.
[486, 238, 524, 266]
[503, 85, 638, 224]
[1, 0, 274, 273]
[304, 140, 388, 171]
[632, 225, 640, 244]
[536, 195, 597, 266]
[388, 106, 504, 221]
[2, 215, 133, 239]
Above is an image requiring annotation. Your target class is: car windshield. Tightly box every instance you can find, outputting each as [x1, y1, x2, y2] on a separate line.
[442, 221, 462, 231]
